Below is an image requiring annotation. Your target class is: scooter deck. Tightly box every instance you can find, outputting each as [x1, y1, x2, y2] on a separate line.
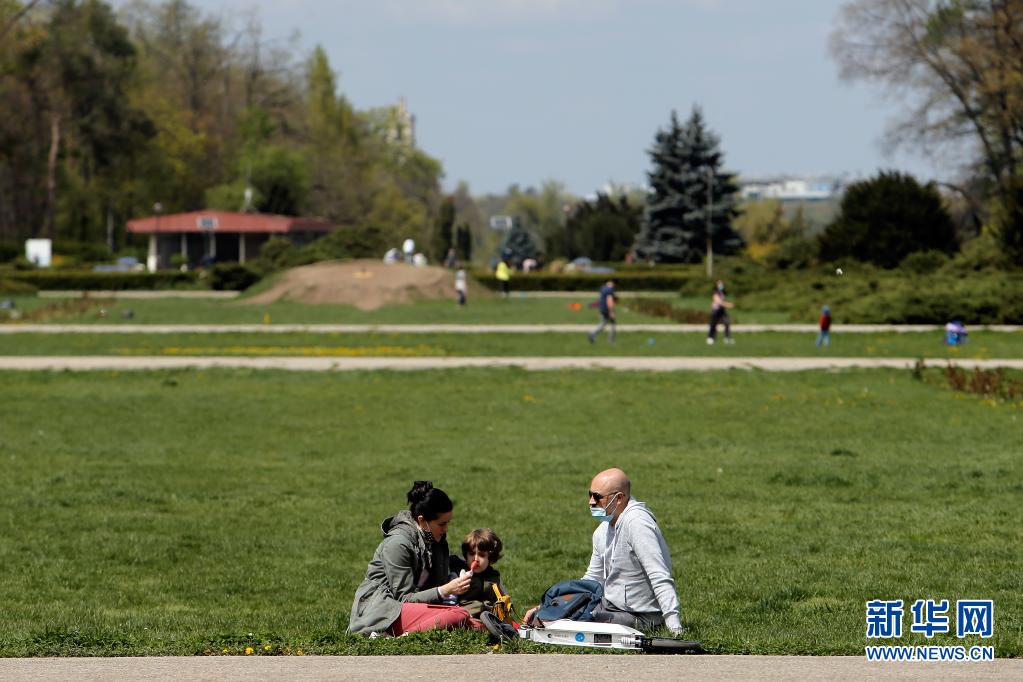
[521, 619, 703, 654]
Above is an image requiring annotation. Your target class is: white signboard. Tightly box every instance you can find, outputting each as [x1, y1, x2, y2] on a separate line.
[490, 215, 514, 230]
[25, 239, 52, 267]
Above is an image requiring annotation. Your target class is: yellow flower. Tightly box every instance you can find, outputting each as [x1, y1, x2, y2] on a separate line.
[297, 650, 305, 656]
[222, 648, 228, 654]
[245, 647, 254, 655]
[522, 394, 534, 402]
[264, 645, 271, 651]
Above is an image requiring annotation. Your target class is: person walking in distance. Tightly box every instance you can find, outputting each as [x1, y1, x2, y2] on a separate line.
[816, 305, 832, 348]
[588, 278, 617, 344]
[455, 268, 468, 307]
[495, 259, 511, 299]
[707, 279, 734, 345]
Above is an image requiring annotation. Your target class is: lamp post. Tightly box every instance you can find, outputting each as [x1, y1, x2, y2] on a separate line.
[705, 167, 713, 278]
[153, 202, 163, 271]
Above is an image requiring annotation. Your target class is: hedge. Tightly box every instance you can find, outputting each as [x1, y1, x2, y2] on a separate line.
[4, 270, 198, 290]
[471, 270, 701, 292]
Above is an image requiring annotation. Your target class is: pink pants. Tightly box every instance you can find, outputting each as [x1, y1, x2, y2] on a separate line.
[388, 603, 485, 636]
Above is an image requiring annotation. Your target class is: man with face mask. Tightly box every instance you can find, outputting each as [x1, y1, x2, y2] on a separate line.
[525, 468, 683, 634]
[584, 468, 683, 633]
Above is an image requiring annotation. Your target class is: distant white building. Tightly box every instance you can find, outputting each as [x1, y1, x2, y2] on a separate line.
[740, 176, 844, 202]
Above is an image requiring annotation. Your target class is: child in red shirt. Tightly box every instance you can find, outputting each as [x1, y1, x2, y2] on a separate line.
[817, 305, 832, 348]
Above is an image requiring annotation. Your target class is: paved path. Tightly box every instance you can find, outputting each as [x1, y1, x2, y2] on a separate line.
[2, 356, 1022, 372]
[0, 654, 1018, 681]
[2, 323, 1021, 334]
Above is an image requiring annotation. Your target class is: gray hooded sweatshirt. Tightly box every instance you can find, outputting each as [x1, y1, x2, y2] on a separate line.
[582, 498, 682, 632]
[348, 510, 451, 635]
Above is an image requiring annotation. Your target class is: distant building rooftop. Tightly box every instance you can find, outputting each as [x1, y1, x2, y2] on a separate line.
[127, 210, 333, 234]
[739, 176, 845, 202]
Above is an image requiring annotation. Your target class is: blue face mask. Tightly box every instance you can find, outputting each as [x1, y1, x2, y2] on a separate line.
[589, 493, 620, 523]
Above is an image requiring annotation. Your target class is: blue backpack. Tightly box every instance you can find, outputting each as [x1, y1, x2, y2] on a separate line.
[535, 579, 604, 622]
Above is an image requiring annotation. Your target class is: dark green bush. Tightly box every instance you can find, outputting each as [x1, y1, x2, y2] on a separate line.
[820, 171, 957, 267]
[0, 242, 20, 263]
[256, 236, 299, 273]
[209, 263, 261, 291]
[53, 240, 111, 265]
[767, 235, 819, 270]
[0, 278, 38, 294]
[740, 268, 1023, 324]
[7, 271, 197, 290]
[471, 271, 695, 292]
[900, 250, 949, 274]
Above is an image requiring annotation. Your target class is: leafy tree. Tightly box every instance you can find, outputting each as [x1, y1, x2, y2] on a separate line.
[989, 175, 1023, 265]
[819, 170, 957, 267]
[0, 0, 156, 244]
[0, 0, 445, 261]
[504, 180, 573, 259]
[207, 108, 309, 215]
[831, 0, 1023, 224]
[634, 106, 743, 263]
[566, 192, 641, 261]
[734, 199, 790, 246]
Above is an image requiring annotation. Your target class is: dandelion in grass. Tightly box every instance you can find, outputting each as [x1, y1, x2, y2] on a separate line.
[245, 646, 253, 655]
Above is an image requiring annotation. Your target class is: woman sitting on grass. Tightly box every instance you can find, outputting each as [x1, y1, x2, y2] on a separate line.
[348, 481, 482, 636]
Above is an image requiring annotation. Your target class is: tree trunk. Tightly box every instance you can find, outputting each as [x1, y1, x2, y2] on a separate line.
[43, 113, 60, 240]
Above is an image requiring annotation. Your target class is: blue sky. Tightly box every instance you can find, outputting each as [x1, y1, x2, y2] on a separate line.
[181, 0, 935, 195]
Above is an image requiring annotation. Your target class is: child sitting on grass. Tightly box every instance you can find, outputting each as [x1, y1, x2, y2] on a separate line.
[448, 528, 506, 618]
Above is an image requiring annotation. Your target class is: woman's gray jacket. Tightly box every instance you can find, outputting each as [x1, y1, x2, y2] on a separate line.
[348, 510, 451, 635]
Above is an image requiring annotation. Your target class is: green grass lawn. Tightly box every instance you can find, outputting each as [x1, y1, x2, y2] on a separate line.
[0, 330, 1020, 359]
[1, 294, 803, 325]
[0, 368, 1019, 656]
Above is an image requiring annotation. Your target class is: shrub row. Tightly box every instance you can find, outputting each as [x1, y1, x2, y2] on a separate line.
[471, 271, 698, 292]
[740, 269, 1023, 324]
[3, 270, 198, 290]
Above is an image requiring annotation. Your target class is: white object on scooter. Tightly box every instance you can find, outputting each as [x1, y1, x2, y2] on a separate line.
[518, 619, 704, 654]
[518, 619, 645, 650]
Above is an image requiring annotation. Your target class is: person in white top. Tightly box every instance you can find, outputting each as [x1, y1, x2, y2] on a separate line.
[454, 269, 467, 306]
[525, 468, 684, 634]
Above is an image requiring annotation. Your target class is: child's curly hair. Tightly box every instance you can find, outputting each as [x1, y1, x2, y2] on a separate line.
[461, 528, 503, 564]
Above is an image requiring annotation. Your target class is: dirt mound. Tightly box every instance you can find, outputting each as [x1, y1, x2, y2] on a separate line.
[243, 260, 484, 310]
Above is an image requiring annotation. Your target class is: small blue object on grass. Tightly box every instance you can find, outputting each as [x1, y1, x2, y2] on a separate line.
[944, 321, 968, 346]
[647, 338, 656, 345]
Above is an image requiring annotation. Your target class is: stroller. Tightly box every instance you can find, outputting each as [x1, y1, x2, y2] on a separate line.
[945, 321, 968, 346]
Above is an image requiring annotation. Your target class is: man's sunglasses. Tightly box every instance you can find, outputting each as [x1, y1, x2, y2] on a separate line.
[589, 490, 616, 504]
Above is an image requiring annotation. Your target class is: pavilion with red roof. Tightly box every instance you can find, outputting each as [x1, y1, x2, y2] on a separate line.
[126, 210, 335, 271]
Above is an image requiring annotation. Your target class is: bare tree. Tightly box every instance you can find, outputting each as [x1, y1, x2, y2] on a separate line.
[831, 0, 1023, 199]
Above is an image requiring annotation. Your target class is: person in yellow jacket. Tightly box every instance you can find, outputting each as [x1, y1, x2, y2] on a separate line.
[495, 259, 511, 298]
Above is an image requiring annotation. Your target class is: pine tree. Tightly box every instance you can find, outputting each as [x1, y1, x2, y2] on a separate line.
[635, 106, 743, 263]
[501, 218, 538, 265]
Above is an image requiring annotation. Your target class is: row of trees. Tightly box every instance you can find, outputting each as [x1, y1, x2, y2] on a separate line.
[493, 107, 745, 267]
[0, 0, 447, 259]
[498, 0, 1023, 272]
[6, 0, 1021, 273]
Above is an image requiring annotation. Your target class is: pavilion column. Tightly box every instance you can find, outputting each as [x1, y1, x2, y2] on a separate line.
[181, 233, 188, 265]
[146, 234, 157, 272]
[239, 233, 246, 264]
